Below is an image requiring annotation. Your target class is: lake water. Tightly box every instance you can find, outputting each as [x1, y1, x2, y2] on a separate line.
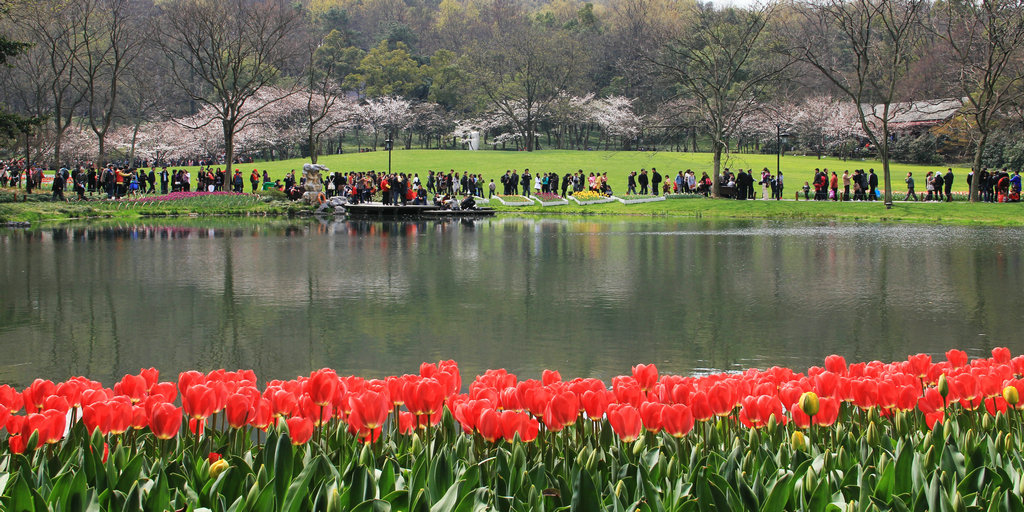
[1, 217, 1022, 388]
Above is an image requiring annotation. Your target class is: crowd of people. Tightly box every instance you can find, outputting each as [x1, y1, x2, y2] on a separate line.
[3, 158, 1022, 204]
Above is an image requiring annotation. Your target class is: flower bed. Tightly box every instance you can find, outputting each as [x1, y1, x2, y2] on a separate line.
[2, 349, 1024, 510]
[491, 195, 535, 206]
[614, 194, 666, 204]
[534, 193, 568, 206]
[570, 190, 615, 205]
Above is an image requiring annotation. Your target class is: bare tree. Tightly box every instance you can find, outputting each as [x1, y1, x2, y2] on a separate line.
[467, 16, 587, 152]
[6, 0, 89, 167]
[646, 3, 791, 197]
[789, 0, 927, 207]
[75, 0, 148, 161]
[302, 39, 355, 163]
[154, 0, 302, 175]
[931, 0, 1024, 202]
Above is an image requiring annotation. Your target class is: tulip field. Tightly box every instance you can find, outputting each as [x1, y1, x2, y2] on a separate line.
[5, 351, 1024, 511]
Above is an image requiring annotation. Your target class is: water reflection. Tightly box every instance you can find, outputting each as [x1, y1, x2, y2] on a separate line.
[1, 218, 1023, 388]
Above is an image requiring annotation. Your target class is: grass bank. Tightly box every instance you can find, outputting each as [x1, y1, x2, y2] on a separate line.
[3, 189, 1022, 227]
[485, 196, 1024, 226]
[0, 190, 298, 224]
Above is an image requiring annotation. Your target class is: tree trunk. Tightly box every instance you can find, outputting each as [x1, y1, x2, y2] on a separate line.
[879, 138, 893, 207]
[223, 118, 235, 185]
[309, 125, 318, 164]
[712, 141, 723, 198]
[969, 130, 987, 202]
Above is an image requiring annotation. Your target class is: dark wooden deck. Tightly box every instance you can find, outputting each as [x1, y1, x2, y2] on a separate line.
[343, 203, 496, 218]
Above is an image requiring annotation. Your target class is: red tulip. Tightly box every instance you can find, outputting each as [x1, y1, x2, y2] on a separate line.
[907, 354, 932, 378]
[183, 384, 217, 420]
[405, 378, 444, 416]
[149, 402, 182, 439]
[398, 411, 416, 434]
[945, 349, 968, 368]
[660, 404, 694, 437]
[500, 387, 523, 411]
[9, 431, 26, 454]
[985, 396, 1008, 416]
[707, 382, 736, 417]
[23, 379, 55, 412]
[348, 391, 390, 431]
[581, 389, 611, 421]
[140, 368, 159, 390]
[632, 364, 659, 391]
[286, 417, 314, 445]
[114, 374, 148, 403]
[639, 402, 665, 433]
[0, 384, 24, 413]
[307, 369, 340, 406]
[544, 391, 579, 431]
[268, 388, 299, 418]
[501, 411, 538, 442]
[83, 402, 112, 435]
[131, 406, 148, 430]
[226, 393, 254, 429]
[454, 399, 492, 434]
[824, 355, 847, 375]
[56, 380, 83, 408]
[688, 390, 714, 421]
[993, 347, 1012, 364]
[251, 398, 274, 430]
[607, 404, 643, 442]
[925, 411, 944, 430]
[299, 395, 333, 426]
[177, 371, 206, 395]
[542, 370, 562, 386]
[108, 400, 133, 434]
[150, 382, 178, 403]
[477, 408, 503, 442]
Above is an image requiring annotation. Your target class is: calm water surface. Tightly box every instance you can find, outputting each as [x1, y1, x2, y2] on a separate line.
[1, 217, 1022, 388]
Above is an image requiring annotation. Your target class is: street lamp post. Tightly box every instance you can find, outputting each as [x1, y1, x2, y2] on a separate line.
[384, 137, 393, 175]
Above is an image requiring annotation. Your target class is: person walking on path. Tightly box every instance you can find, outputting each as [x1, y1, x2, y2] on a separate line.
[905, 172, 918, 201]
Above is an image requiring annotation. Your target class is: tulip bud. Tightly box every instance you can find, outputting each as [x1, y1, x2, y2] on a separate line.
[632, 435, 646, 456]
[799, 391, 820, 417]
[615, 480, 627, 497]
[326, 484, 342, 512]
[1004, 386, 1020, 407]
[766, 415, 777, 436]
[983, 414, 993, 431]
[209, 459, 229, 479]
[923, 445, 935, 469]
[791, 430, 807, 451]
[359, 443, 372, 466]
[586, 447, 599, 472]
[1006, 433, 1014, 453]
[937, 374, 949, 399]
[866, 422, 879, 446]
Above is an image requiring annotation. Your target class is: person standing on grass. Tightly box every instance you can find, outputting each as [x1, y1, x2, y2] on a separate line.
[250, 169, 260, 192]
[905, 172, 918, 201]
[934, 171, 945, 202]
[652, 168, 662, 196]
[627, 171, 637, 195]
[868, 169, 878, 200]
[842, 170, 851, 201]
[944, 168, 954, 202]
[638, 169, 649, 194]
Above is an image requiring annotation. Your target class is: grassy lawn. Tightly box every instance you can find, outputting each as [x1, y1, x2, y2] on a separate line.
[485, 195, 1024, 226]
[3, 150, 1020, 225]
[221, 149, 976, 192]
